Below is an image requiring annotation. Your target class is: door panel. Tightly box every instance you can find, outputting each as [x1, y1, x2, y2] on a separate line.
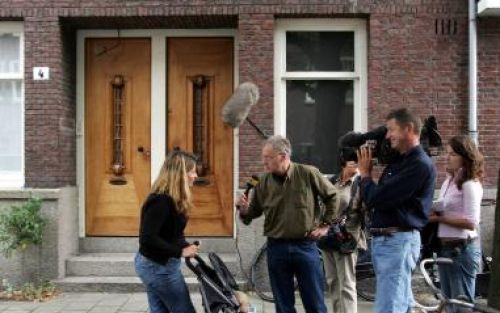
[85, 38, 151, 236]
[167, 38, 234, 236]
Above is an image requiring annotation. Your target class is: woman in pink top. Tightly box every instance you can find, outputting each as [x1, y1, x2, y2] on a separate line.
[430, 135, 484, 310]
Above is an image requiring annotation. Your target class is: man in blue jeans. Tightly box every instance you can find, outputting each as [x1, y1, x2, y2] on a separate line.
[357, 108, 436, 313]
[237, 135, 336, 313]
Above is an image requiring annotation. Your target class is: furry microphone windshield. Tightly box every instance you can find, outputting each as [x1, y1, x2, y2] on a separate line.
[221, 82, 268, 139]
[222, 82, 259, 128]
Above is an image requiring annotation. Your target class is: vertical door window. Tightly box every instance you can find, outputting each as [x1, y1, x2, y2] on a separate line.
[275, 19, 366, 174]
[0, 23, 24, 187]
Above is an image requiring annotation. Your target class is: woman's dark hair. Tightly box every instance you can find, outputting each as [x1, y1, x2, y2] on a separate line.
[448, 135, 484, 189]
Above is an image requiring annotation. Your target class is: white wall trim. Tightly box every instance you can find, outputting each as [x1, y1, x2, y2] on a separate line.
[478, 0, 500, 16]
[274, 18, 368, 136]
[76, 29, 238, 238]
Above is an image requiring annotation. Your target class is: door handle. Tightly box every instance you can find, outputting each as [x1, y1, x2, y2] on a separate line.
[137, 146, 151, 158]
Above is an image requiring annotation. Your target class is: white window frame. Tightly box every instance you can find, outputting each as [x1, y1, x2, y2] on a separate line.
[0, 22, 24, 188]
[274, 19, 367, 138]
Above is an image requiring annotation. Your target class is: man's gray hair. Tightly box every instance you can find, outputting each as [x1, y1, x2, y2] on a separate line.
[265, 135, 292, 156]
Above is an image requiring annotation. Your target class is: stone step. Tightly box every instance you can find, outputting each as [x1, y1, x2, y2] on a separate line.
[53, 276, 146, 293]
[66, 252, 242, 278]
[54, 276, 248, 293]
[80, 237, 238, 253]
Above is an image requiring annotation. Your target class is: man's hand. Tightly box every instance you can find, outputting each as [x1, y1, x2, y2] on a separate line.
[357, 145, 373, 178]
[236, 194, 250, 215]
[307, 224, 329, 240]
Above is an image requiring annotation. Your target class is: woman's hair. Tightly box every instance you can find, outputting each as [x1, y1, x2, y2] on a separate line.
[448, 135, 484, 189]
[151, 150, 197, 214]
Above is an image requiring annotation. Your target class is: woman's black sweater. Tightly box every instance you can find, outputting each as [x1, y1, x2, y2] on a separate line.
[138, 193, 190, 265]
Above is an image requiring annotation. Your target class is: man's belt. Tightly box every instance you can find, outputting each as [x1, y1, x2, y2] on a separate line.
[370, 227, 415, 237]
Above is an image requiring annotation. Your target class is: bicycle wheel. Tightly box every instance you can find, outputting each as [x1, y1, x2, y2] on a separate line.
[412, 264, 440, 310]
[249, 243, 274, 302]
[356, 262, 376, 301]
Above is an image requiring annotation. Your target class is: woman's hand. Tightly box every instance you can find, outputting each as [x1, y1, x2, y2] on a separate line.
[182, 244, 199, 258]
[428, 212, 441, 223]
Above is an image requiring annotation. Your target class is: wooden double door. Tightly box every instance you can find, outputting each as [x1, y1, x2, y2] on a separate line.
[85, 37, 234, 236]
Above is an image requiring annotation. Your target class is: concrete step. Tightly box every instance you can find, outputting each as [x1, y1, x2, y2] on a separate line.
[53, 276, 146, 293]
[54, 276, 248, 293]
[66, 252, 242, 278]
[80, 237, 238, 253]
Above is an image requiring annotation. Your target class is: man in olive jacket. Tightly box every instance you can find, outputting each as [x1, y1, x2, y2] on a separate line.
[238, 135, 336, 313]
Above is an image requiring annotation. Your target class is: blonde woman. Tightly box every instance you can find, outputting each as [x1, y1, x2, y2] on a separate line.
[135, 150, 199, 313]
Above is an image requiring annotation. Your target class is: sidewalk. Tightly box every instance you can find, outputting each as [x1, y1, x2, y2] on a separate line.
[0, 292, 374, 313]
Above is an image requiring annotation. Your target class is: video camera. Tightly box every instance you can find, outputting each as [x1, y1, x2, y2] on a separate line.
[338, 116, 442, 165]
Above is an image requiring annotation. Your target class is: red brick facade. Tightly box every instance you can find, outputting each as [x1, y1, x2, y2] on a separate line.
[0, 0, 498, 188]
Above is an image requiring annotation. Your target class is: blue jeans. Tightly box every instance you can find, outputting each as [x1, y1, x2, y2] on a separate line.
[266, 238, 327, 313]
[371, 230, 420, 313]
[438, 240, 481, 313]
[134, 253, 196, 313]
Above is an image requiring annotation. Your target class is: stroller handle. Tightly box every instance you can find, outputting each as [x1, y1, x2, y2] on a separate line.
[185, 254, 207, 275]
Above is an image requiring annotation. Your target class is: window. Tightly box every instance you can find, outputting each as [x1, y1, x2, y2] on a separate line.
[274, 19, 367, 174]
[0, 23, 24, 188]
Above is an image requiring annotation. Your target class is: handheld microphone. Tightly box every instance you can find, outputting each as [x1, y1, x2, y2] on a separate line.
[238, 175, 259, 225]
[244, 175, 260, 197]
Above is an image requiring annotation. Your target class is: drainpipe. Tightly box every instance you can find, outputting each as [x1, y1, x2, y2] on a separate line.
[469, 0, 479, 144]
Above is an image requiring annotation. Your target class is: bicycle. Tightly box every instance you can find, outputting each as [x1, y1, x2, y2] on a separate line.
[248, 240, 377, 303]
[248, 242, 275, 302]
[248, 240, 437, 306]
[419, 257, 500, 313]
[349, 236, 440, 306]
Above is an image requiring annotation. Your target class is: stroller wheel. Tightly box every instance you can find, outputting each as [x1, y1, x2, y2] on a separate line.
[213, 304, 238, 313]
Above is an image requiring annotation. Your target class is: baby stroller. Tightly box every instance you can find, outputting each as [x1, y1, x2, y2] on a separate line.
[186, 252, 241, 313]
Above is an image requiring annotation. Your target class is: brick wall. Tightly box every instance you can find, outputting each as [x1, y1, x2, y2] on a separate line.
[478, 18, 500, 188]
[23, 16, 69, 187]
[0, 0, 498, 188]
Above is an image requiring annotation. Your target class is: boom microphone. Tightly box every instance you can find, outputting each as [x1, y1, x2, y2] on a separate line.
[221, 82, 268, 139]
[222, 82, 259, 128]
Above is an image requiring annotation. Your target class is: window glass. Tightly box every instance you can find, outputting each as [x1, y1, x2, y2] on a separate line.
[0, 80, 22, 171]
[286, 80, 353, 174]
[286, 31, 354, 72]
[0, 24, 23, 186]
[0, 33, 21, 74]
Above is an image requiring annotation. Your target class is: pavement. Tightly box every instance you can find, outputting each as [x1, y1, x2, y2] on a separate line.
[0, 292, 375, 313]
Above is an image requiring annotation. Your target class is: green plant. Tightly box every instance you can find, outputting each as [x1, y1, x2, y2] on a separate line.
[0, 278, 58, 301]
[0, 197, 46, 258]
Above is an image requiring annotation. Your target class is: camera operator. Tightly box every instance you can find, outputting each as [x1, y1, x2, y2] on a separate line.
[357, 108, 437, 313]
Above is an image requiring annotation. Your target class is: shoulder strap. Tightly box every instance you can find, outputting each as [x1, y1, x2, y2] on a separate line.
[342, 176, 361, 217]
